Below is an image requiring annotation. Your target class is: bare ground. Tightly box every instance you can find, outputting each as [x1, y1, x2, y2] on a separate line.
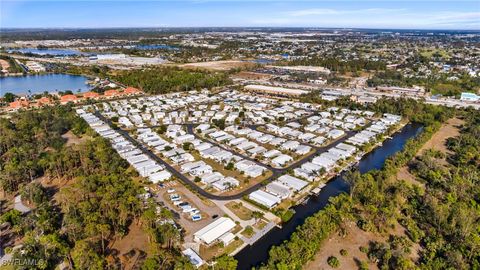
[62, 131, 89, 146]
[305, 222, 381, 270]
[305, 221, 421, 270]
[418, 117, 464, 155]
[179, 60, 255, 71]
[395, 117, 464, 187]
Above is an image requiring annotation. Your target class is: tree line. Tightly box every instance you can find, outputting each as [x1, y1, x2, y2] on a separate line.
[113, 66, 232, 94]
[259, 98, 479, 270]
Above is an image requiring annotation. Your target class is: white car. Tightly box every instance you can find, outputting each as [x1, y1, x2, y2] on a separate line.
[173, 200, 183, 206]
[190, 209, 200, 215]
[167, 188, 176, 194]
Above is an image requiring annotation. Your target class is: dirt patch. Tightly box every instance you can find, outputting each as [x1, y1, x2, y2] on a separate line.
[305, 222, 381, 270]
[110, 221, 150, 256]
[418, 117, 464, 155]
[232, 71, 273, 80]
[396, 167, 424, 188]
[395, 117, 464, 187]
[109, 221, 149, 270]
[62, 131, 89, 146]
[0, 59, 11, 71]
[179, 60, 255, 71]
[305, 221, 420, 270]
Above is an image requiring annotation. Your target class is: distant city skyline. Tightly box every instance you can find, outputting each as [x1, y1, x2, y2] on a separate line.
[1, 1, 479, 30]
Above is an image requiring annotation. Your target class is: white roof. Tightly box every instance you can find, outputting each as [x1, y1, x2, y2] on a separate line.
[182, 248, 204, 268]
[277, 175, 309, 191]
[249, 190, 281, 208]
[194, 217, 236, 245]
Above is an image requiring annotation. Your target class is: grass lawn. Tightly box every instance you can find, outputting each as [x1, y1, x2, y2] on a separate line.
[200, 239, 244, 260]
[225, 201, 253, 220]
[241, 226, 255, 238]
[253, 219, 267, 230]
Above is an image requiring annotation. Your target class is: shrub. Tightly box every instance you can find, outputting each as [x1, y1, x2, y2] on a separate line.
[340, 249, 348, 256]
[327, 256, 340, 268]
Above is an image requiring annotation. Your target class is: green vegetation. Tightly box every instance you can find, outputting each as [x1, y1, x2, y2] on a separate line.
[113, 66, 232, 94]
[285, 57, 386, 73]
[0, 105, 88, 193]
[327, 256, 340, 268]
[0, 107, 191, 269]
[367, 70, 480, 97]
[259, 98, 480, 270]
[0, 55, 25, 73]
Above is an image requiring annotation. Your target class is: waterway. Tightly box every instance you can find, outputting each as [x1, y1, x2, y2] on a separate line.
[234, 123, 424, 269]
[0, 74, 91, 95]
[8, 48, 84, 56]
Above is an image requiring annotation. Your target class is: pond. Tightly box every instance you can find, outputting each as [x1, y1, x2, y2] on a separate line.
[8, 48, 84, 56]
[0, 74, 92, 95]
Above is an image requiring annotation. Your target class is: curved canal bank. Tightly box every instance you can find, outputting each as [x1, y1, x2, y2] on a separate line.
[234, 123, 424, 270]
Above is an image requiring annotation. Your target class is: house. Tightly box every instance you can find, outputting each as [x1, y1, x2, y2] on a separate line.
[182, 248, 204, 268]
[193, 217, 236, 245]
[326, 129, 345, 139]
[9, 100, 29, 110]
[149, 170, 172, 183]
[249, 190, 281, 209]
[281, 140, 300, 151]
[263, 149, 281, 158]
[124, 87, 142, 95]
[212, 177, 239, 191]
[266, 182, 292, 199]
[295, 145, 311, 155]
[83, 91, 100, 99]
[104, 89, 120, 97]
[60, 94, 78, 104]
[277, 175, 308, 191]
[272, 154, 293, 167]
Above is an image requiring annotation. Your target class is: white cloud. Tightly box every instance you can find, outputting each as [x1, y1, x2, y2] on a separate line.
[288, 8, 407, 17]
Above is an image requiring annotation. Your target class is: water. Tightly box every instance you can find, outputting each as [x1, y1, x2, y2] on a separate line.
[8, 48, 83, 56]
[234, 123, 424, 269]
[249, 59, 276, 64]
[0, 74, 91, 95]
[135, 44, 179, 50]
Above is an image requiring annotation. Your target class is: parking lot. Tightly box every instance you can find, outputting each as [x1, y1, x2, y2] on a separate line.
[153, 180, 225, 242]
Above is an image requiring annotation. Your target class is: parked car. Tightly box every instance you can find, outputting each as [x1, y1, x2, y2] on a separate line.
[167, 188, 176, 194]
[173, 200, 183, 206]
[192, 215, 202, 221]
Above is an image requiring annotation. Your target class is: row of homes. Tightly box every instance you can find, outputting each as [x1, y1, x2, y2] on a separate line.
[76, 108, 172, 183]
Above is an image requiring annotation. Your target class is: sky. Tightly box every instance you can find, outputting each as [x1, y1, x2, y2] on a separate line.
[1, 1, 479, 30]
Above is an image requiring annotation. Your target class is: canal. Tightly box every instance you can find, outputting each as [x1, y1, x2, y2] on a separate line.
[234, 123, 424, 269]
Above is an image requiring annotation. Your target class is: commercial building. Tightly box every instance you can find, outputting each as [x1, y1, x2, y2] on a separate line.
[193, 217, 236, 245]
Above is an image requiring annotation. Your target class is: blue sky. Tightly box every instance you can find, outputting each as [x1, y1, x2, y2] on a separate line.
[1, 1, 479, 29]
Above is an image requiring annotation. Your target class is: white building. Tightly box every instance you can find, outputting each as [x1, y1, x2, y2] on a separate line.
[193, 217, 236, 245]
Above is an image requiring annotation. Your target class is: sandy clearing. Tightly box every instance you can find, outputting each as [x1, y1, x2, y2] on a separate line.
[418, 117, 464, 155]
[0, 59, 10, 71]
[395, 117, 464, 187]
[179, 60, 255, 71]
[305, 222, 381, 270]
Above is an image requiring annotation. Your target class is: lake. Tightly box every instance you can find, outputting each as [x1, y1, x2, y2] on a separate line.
[0, 74, 92, 95]
[234, 123, 424, 269]
[8, 48, 84, 56]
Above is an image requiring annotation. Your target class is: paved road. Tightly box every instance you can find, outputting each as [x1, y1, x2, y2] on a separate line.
[95, 112, 357, 200]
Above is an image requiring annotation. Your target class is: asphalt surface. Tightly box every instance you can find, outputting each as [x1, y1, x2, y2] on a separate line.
[95, 111, 357, 200]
